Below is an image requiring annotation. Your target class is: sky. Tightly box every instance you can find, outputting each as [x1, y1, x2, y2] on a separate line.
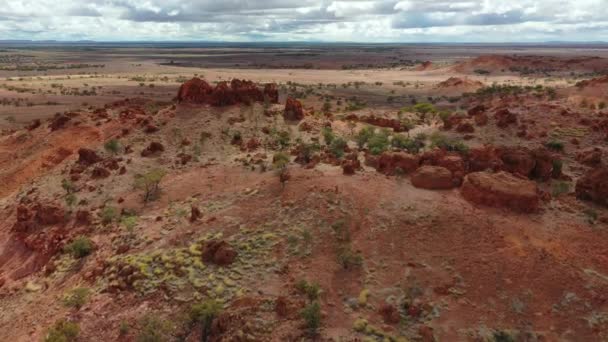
[1, 0, 607, 42]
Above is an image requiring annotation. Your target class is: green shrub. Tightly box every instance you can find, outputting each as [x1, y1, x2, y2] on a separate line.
[100, 206, 118, 225]
[392, 134, 424, 153]
[272, 129, 291, 150]
[45, 319, 79, 342]
[430, 133, 469, 154]
[189, 299, 222, 341]
[301, 301, 321, 335]
[355, 126, 375, 148]
[322, 127, 335, 146]
[104, 139, 122, 154]
[337, 246, 363, 270]
[295, 280, 321, 301]
[134, 169, 166, 203]
[545, 140, 565, 152]
[273, 152, 290, 169]
[137, 314, 172, 342]
[63, 287, 90, 309]
[551, 181, 570, 197]
[64, 236, 93, 258]
[367, 130, 390, 155]
[329, 137, 347, 158]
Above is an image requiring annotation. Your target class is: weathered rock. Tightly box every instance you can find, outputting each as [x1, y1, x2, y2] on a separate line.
[474, 112, 488, 126]
[577, 148, 603, 166]
[495, 108, 517, 128]
[91, 167, 111, 179]
[456, 121, 475, 133]
[177, 77, 213, 103]
[77, 148, 102, 166]
[468, 146, 503, 172]
[201, 240, 238, 266]
[263, 83, 279, 104]
[342, 159, 360, 175]
[468, 105, 486, 117]
[49, 114, 71, 131]
[27, 119, 41, 131]
[499, 147, 536, 177]
[283, 97, 304, 121]
[531, 148, 559, 181]
[576, 167, 608, 206]
[461, 171, 540, 212]
[376, 152, 420, 176]
[190, 206, 202, 222]
[379, 304, 401, 325]
[411, 166, 455, 190]
[141, 142, 165, 157]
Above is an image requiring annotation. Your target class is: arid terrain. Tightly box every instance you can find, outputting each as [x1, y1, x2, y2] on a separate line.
[1, 42, 608, 342]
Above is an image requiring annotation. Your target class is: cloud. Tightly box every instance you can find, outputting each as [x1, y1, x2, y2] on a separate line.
[0, 0, 607, 42]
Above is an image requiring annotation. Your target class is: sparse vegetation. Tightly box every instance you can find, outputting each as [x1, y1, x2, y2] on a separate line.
[134, 169, 166, 203]
[189, 299, 222, 342]
[63, 287, 90, 309]
[64, 236, 93, 258]
[44, 319, 79, 342]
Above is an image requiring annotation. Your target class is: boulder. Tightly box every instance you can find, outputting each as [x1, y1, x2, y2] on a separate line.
[141, 142, 165, 157]
[576, 167, 608, 206]
[263, 83, 279, 104]
[77, 148, 102, 166]
[201, 240, 238, 266]
[177, 77, 213, 103]
[376, 152, 420, 176]
[461, 171, 540, 212]
[577, 148, 603, 167]
[494, 109, 517, 128]
[283, 97, 304, 121]
[499, 147, 536, 177]
[49, 114, 71, 131]
[411, 166, 455, 190]
[91, 167, 111, 179]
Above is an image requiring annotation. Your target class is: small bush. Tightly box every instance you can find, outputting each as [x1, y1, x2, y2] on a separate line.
[64, 236, 93, 258]
[189, 299, 222, 341]
[296, 280, 321, 301]
[367, 130, 390, 155]
[301, 301, 322, 335]
[63, 287, 90, 309]
[337, 245, 363, 269]
[545, 140, 565, 152]
[322, 127, 335, 146]
[100, 206, 118, 225]
[329, 137, 347, 158]
[134, 169, 166, 203]
[430, 133, 469, 154]
[355, 126, 374, 148]
[551, 181, 571, 197]
[273, 152, 290, 169]
[104, 139, 122, 154]
[392, 134, 424, 153]
[45, 319, 79, 342]
[137, 314, 172, 342]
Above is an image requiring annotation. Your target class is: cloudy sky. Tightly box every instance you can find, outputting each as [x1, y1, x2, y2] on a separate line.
[1, 0, 607, 42]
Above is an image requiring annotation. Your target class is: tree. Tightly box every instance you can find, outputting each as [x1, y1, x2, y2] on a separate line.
[134, 169, 166, 203]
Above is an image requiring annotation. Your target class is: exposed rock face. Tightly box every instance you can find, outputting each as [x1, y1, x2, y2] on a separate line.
[376, 152, 420, 176]
[500, 147, 536, 177]
[456, 121, 475, 133]
[358, 115, 406, 132]
[468, 105, 486, 117]
[141, 142, 165, 157]
[411, 166, 455, 190]
[263, 83, 279, 104]
[177, 77, 213, 103]
[494, 108, 517, 128]
[474, 112, 488, 126]
[49, 114, 71, 131]
[283, 97, 304, 121]
[27, 119, 41, 131]
[577, 148, 603, 166]
[190, 206, 202, 222]
[461, 171, 540, 212]
[77, 148, 102, 166]
[14, 202, 66, 232]
[177, 77, 278, 107]
[468, 146, 503, 172]
[201, 240, 238, 266]
[91, 167, 111, 179]
[576, 167, 608, 206]
[342, 158, 361, 175]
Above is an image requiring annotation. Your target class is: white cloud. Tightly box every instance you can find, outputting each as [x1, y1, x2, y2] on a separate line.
[0, 0, 607, 42]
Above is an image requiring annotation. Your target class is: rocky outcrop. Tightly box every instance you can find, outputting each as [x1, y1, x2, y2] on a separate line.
[494, 108, 517, 128]
[576, 167, 608, 206]
[141, 142, 165, 157]
[283, 97, 304, 121]
[49, 114, 71, 131]
[411, 166, 456, 190]
[77, 148, 102, 166]
[461, 171, 540, 212]
[13, 202, 66, 232]
[376, 152, 420, 176]
[201, 240, 238, 266]
[577, 148, 603, 167]
[177, 77, 279, 107]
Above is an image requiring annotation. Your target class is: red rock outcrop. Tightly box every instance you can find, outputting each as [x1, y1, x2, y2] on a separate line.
[201, 240, 238, 266]
[77, 148, 102, 166]
[494, 108, 517, 128]
[577, 148, 603, 166]
[177, 77, 278, 107]
[411, 166, 456, 190]
[461, 171, 540, 212]
[576, 167, 608, 206]
[283, 97, 304, 121]
[141, 142, 165, 157]
[49, 114, 71, 131]
[376, 152, 420, 176]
